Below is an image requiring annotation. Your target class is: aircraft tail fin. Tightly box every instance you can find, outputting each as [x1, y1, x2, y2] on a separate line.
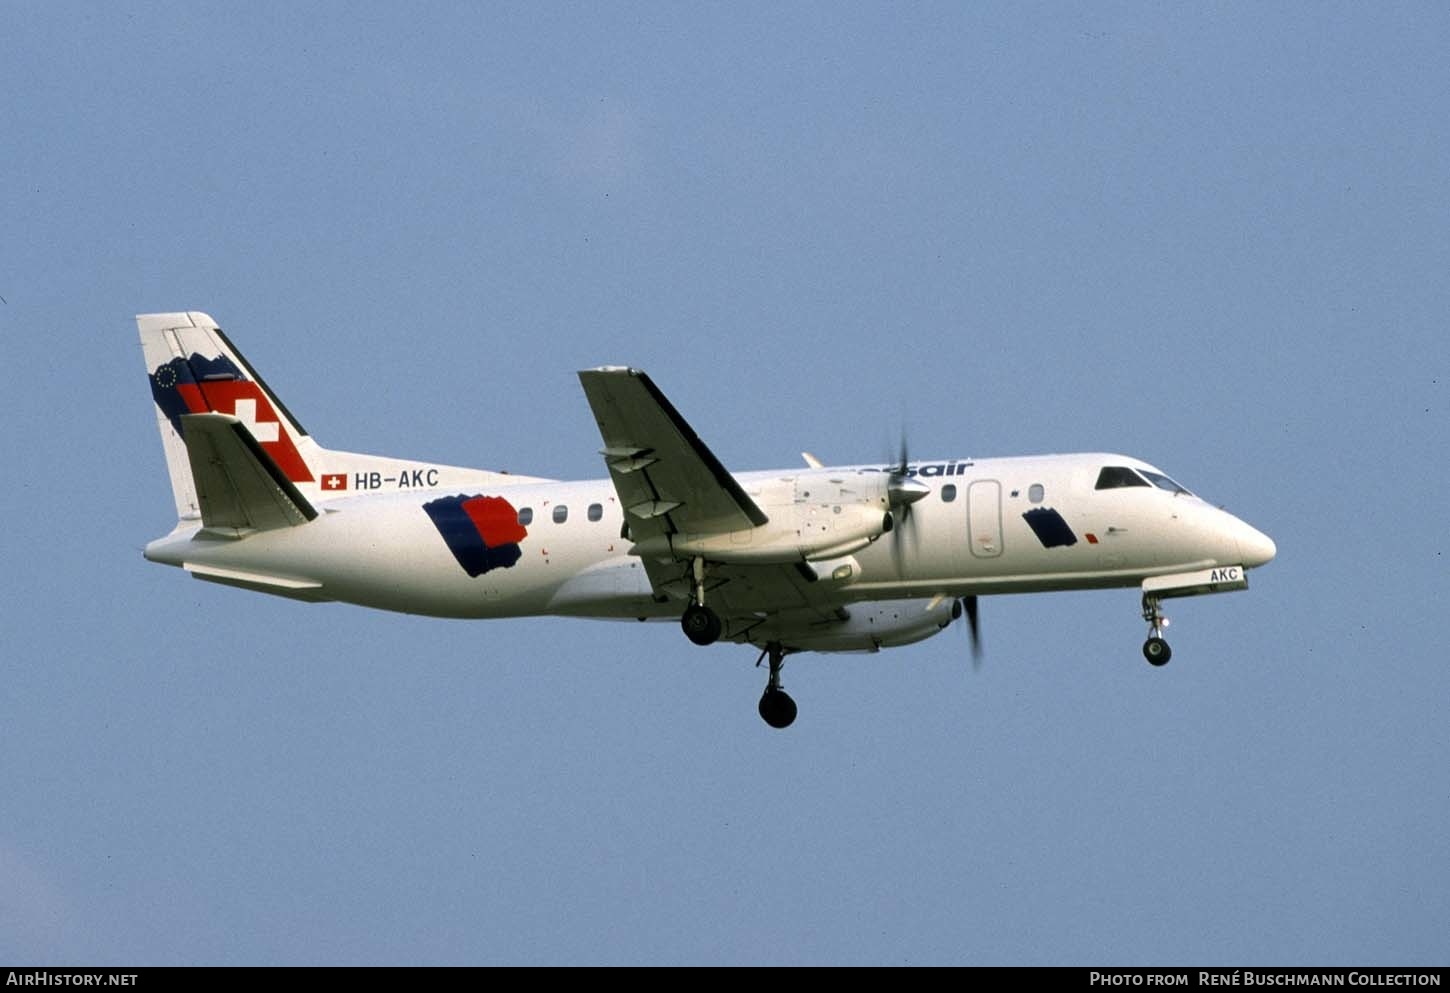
[137, 312, 319, 521]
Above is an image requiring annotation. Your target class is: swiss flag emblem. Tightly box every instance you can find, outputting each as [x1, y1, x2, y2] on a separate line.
[321, 473, 348, 491]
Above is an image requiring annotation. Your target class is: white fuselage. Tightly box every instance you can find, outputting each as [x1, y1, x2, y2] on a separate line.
[133, 311, 1277, 722]
[145, 452, 1274, 624]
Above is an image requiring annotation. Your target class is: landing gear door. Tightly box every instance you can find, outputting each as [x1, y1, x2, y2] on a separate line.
[968, 480, 1003, 558]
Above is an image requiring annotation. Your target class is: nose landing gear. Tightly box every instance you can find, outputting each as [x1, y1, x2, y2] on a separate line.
[1141, 594, 1172, 666]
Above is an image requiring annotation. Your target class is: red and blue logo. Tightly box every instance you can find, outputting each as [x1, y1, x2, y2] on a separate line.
[149, 354, 314, 483]
[1022, 507, 1077, 548]
[423, 494, 528, 577]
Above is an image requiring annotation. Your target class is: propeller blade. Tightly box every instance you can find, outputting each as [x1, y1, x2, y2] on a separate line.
[947, 596, 982, 669]
[886, 436, 916, 573]
[886, 434, 928, 510]
[963, 595, 982, 668]
[890, 439, 981, 668]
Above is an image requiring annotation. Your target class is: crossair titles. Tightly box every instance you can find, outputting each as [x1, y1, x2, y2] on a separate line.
[865, 461, 973, 478]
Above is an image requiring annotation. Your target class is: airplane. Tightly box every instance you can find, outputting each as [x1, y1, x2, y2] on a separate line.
[135, 311, 1276, 728]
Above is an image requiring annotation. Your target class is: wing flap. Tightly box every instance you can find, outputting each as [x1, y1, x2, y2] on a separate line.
[633, 552, 841, 627]
[180, 412, 318, 534]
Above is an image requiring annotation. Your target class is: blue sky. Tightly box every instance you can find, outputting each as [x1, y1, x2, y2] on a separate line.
[1, 2, 1446, 965]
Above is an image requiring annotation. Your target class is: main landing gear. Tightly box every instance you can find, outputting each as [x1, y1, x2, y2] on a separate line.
[681, 603, 721, 645]
[1141, 594, 1172, 666]
[756, 642, 797, 729]
[680, 557, 722, 646]
[678, 558, 795, 728]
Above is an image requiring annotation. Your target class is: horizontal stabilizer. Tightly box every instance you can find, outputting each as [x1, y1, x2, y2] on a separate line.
[180, 413, 318, 534]
[184, 562, 330, 602]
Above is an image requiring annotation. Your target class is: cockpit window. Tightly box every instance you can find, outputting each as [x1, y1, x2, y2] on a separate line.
[1095, 466, 1150, 490]
[1139, 469, 1193, 496]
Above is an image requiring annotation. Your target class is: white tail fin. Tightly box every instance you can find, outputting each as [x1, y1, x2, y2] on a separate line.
[138, 312, 320, 520]
[138, 311, 555, 523]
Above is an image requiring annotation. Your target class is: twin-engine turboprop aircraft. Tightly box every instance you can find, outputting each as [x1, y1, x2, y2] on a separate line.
[137, 312, 1275, 728]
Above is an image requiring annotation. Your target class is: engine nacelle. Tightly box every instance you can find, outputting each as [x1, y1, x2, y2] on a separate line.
[748, 598, 957, 653]
[792, 500, 894, 561]
[631, 470, 894, 565]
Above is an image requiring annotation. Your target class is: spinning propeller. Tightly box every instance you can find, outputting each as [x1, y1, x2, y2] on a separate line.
[928, 593, 983, 668]
[885, 439, 930, 570]
[954, 594, 983, 669]
[887, 440, 984, 669]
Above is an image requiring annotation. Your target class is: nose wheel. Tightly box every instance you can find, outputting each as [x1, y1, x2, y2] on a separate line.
[1143, 636, 1172, 665]
[1141, 595, 1172, 666]
[756, 642, 797, 728]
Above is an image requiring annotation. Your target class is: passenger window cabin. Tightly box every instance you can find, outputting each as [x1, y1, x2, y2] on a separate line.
[587, 503, 603, 522]
[553, 505, 568, 524]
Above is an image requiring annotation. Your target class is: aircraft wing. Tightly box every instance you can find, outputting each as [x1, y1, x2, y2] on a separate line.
[577, 367, 768, 543]
[180, 412, 318, 534]
[578, 368, 848, 634]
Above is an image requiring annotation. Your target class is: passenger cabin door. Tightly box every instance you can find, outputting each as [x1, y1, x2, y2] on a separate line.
[968, 480, 1003, 558]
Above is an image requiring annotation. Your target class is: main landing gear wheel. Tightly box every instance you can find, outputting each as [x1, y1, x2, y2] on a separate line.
[681, 557, 723, 646]
[756, 642, 796, 728]
[1143, 636, 1172, 666]
[681, 604, 722, 646]
[759, 689, 798, 729]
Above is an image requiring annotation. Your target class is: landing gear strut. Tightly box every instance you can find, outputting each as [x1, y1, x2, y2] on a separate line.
[1141, 594, 1172, 666]
[756, 642, 797, 729]
[681, 557, 722, 646]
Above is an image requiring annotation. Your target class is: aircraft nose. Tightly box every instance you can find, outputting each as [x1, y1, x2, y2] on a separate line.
[1236, 521, 1276, 568]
